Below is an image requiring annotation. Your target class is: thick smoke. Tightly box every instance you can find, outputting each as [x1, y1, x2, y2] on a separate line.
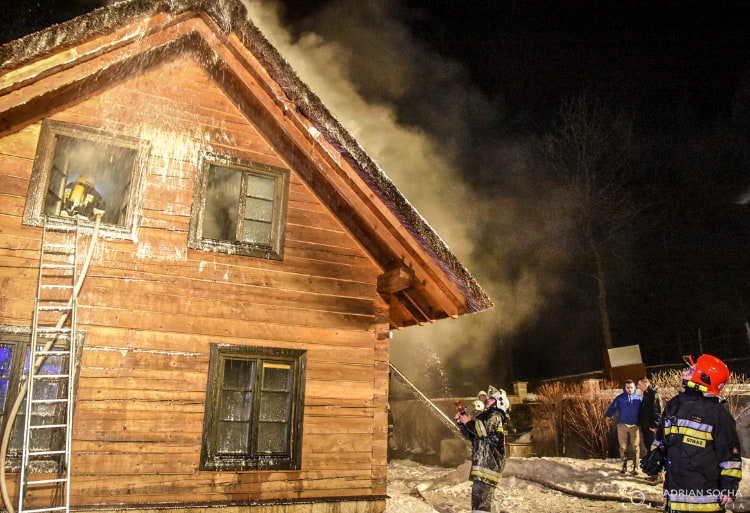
[243, 0, 577, 396]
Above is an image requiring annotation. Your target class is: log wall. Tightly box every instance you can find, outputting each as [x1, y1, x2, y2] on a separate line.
[0, 53, 390, 508]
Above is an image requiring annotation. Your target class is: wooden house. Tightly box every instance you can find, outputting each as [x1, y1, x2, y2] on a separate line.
[0, 1, 491, 512]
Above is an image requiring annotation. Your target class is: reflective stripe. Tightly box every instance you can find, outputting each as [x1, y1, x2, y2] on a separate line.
[666, 491, 723, 511]
[663, 426, 714, 441]
[720, 468, 742, 478]
[667, 492, 721, 504]
[720, 461, 742, 470]
[474, 420, 488, 438]
[667, 502, 723, 512]
[667, 503, 723, 512]
[470, 465, 503, 483]
[673, 418, 714, 434]
[685, 381, 709, 394]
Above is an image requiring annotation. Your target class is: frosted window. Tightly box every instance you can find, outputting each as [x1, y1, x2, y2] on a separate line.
[189, 155, 289, 260]
[201, 345, 305, 471]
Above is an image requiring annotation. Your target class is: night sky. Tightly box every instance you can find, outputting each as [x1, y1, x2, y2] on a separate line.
[3, 1, 750, 393]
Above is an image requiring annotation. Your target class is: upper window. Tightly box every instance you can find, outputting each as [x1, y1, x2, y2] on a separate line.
[200, 344, 306, 471]
[23, 120, 149, 239]
[188, 153, 290, 260]
[0, 325, 83, 472]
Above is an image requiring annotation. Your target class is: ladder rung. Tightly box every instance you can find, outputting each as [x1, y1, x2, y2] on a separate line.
[45, 222, 77, 232]
[29, 424, 67, 430]
[41, 284, 74, 289]
[36, 338, 70, 344]
[20, 509, 68, 513]
[31, 398, 68, 404]
[31, 375, 70, 380]
[35, 349, 71, 355]
[35, 327, 72, 333]
[45, 243, 75, 248]
[25, 479, 68, 486]
[27, 449, 66, 456]
[20, 508, 68, 513]
[37, 306, 73, 312]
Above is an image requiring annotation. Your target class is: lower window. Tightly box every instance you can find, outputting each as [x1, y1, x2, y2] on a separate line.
[0, 325, 83, 472]
[200, 344, 306, 471]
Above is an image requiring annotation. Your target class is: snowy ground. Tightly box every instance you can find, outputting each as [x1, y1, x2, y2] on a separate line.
[386, 457, 750, 513]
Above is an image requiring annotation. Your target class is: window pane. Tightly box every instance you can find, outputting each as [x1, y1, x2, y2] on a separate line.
[203, 165, 242, 241]
[0, 344, 12, 422]
[257, 422, 289, 453]
[259, 391, 290, 422]
[44, 134, 136, 225]
[263, 363, 292, 391]
[220, 391, 252, 422]
[246, 174, 276, 200]
[244, 197, 273, 223]
[242, 220, 272, 246]
[222, 359, 254, 390]
[217, 421, 250, 454]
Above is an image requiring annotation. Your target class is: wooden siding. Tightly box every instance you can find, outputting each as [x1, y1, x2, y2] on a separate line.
[0, 52, 390, 508]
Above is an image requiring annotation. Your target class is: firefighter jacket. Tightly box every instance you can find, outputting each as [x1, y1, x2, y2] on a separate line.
[652, 385, 742, 512]
[458, 405, 506, 487]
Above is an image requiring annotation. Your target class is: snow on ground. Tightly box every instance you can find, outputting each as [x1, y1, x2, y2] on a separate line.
[386, 457, 750, 513]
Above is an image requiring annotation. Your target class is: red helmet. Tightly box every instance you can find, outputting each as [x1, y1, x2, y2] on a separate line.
[685, 354, 730, 395]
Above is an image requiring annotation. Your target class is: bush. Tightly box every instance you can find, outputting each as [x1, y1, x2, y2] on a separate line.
[534, 379, 617, 458]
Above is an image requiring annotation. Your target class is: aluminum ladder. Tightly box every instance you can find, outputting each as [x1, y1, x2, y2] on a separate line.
[18, 216, 80, 513]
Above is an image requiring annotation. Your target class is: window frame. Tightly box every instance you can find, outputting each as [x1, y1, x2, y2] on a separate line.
[22, 119, 150, 241]
[0, 325, 85, 473]
[200, 344, 306, 472]
[188, 152, 290, 260]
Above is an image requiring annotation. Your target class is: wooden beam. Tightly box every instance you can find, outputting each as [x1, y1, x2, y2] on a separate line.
[376, 267, 413, 295]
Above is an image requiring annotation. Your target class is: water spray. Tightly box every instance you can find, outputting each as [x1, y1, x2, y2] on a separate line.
[389, 362, 464, 437]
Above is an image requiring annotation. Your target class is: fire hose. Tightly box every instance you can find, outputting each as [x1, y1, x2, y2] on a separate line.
[0, 214, 102, 513]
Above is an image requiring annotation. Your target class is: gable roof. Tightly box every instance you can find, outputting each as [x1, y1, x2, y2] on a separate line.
[0, 0, 493, 328]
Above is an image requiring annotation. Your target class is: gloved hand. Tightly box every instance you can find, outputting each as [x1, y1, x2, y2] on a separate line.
[640, 448, 665, 476]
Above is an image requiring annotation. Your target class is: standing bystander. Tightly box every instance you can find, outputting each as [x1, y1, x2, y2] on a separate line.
[605, 379, 642, 474]
[636, 376, 662, 458]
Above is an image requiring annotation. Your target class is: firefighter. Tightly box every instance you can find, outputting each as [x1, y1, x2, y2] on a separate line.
[61, 176, 106, 220]
[641, 354, 742, 512]
[455, 385, 507, 513]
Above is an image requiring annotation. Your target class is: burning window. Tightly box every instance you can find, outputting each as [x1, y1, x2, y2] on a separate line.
[189, 153, 289, 260]
[0, 325, 84, 473]
[23, 120, 148, 239]
[200, 344, 305, 471]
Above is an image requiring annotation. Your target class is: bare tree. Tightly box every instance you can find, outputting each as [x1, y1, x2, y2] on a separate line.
[544, 93, 649, 365]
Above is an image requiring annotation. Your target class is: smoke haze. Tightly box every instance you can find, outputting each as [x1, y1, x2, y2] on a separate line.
[243, 0, 581, 395]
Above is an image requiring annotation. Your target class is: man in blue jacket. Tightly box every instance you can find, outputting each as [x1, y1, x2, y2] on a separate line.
[605, 379, 642, 474]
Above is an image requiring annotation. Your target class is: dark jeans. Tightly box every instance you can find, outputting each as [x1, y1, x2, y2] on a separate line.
[471, 480, 495, 512]
[641, 427, 655, 456]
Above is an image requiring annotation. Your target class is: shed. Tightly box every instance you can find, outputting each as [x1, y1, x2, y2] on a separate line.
[0, 1, 492, 512]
